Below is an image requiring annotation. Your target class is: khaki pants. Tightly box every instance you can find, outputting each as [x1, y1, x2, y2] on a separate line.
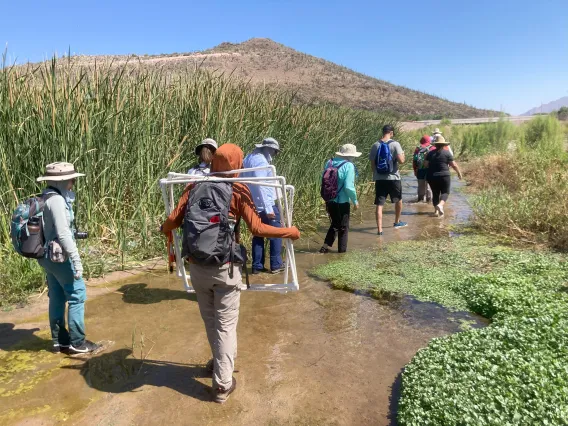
[188, 263, 241, 390]
[417, 179, 432, 202]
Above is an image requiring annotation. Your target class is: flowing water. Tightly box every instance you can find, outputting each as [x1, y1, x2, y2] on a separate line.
[0, 175, 483, 425]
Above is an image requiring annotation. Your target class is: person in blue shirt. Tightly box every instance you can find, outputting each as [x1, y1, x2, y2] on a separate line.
[320, 144, 360, 254]
[241, 137, 284, 274]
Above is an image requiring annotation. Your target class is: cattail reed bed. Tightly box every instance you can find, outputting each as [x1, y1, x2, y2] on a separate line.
[0, 57, 393, 305]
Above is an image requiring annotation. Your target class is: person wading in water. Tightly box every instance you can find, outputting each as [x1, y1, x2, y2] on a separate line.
[425, 136, 463, 217]
[161, 144, 300, 404]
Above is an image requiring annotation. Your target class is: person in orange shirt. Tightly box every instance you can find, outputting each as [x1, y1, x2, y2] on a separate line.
[161, 143, 300, 404]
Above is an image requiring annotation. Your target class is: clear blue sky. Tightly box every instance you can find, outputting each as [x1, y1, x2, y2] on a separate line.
[2, 0, 567, 115]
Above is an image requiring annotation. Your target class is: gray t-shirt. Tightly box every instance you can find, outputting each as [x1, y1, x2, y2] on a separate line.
[369, 140, 404, 181]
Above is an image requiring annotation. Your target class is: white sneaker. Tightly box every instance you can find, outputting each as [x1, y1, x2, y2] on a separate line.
[437, 205, 445, 217]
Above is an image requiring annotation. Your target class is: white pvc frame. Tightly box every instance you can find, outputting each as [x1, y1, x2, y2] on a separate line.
[159, 165, 298, 294]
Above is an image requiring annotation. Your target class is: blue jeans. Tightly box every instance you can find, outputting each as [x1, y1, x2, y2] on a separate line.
[38, 258, 86, 347]
[252, 205, 283, 271]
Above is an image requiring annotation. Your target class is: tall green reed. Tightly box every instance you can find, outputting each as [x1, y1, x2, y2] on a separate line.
[0, 57, 393, 304]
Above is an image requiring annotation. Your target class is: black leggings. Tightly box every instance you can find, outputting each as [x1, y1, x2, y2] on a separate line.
[324, 202, 350, 253]
[428, 176, 451, 207]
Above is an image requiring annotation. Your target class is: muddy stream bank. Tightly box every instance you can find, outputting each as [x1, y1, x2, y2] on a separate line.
[0, 175, 483, 425]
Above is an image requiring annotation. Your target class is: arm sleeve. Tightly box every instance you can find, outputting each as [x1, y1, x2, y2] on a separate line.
[343, 163, 357, 204]
[49, 197, 83, 273]
[161, 185, 191, 234]
[238, 189, 299, 239]
[393, 141, 404, 155]
[369, 143, 377, 162]
[447, 151, 454, 162]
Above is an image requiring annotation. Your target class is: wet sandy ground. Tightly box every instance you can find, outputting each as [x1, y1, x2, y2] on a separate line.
[0, 176, 480, 425]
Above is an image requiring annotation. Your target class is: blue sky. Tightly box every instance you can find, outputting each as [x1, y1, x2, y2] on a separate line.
[2, 0, 567, 115]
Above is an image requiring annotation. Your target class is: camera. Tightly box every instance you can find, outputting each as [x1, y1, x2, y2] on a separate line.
[74, 231, 89, 240]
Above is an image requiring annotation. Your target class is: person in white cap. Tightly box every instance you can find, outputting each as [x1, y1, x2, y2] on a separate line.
[319, 144, 360, 254]
[36, 162, 100, 355]
[241, 137, 284, 274]
[187, 138, 218, 176]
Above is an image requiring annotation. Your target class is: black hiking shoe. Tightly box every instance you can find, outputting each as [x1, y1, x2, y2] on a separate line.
[51, 343, 70, 354]
[319, 246, 329, 254]
[69, 340, 101, 355]
[213, 377, 237, 404]
[251, 268, 268, 275]
[271, 267, 285, 274]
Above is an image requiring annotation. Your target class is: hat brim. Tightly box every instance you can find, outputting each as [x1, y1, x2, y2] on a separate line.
[255, 144, 281, 152]
[37, 172, 85, 182]
[434, 141, 450, 145]
[195, 143, 218, 155]
[336, 152, 362, 158]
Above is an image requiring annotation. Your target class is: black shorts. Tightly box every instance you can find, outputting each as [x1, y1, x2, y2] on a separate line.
[374, 180, 402, 206]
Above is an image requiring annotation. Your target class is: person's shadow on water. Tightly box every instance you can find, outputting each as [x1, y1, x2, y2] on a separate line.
[0, 323, 51, 351]
[117, 283, 197, 305]
[62, 348, 211, 401]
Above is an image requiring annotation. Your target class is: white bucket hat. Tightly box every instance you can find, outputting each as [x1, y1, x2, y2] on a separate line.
[195, 138, 218, 155]
[255, 137, 281, 152]
[37, 162, 85, 182]
[336, 144, 362, 158]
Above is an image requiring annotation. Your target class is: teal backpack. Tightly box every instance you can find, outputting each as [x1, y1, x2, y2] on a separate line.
[11, 189, 60, 258]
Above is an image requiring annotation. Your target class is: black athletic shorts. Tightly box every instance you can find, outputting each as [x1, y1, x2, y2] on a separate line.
[374, 180, 402, 206]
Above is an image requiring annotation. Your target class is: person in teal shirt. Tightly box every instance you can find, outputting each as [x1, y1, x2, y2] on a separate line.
[320, 144, 360, 253]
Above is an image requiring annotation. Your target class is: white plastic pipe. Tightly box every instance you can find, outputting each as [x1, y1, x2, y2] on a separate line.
[159, 169, 298, 293]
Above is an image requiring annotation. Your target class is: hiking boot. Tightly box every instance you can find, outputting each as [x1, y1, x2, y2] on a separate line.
[271, 267, 285, 274]
[393, 222, 408, 229]
[377, 231, 384, 236]
[319, 246, 329, 254]
[205, 359, 214, 376]
[51, 343, 70, 354]
[213, 377, 237, 404]
[69, 340, 101, 355]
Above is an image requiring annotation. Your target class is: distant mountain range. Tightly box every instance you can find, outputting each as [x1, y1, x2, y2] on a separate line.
[523, 96, 568, 115]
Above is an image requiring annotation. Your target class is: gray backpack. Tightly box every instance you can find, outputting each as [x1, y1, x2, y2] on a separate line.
[182, 182, 243, 267]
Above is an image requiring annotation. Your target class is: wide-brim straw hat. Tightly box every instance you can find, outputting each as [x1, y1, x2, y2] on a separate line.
[336, 143, 362, 158]
[195, 138, 218, 155]
[255, 137, 281, 152]
[434, 135, 450, 145]
[37, 162, 85, 182]
[433, 128, 443, 135]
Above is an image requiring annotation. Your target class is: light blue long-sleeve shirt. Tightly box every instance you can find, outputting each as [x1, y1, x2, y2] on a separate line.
[242, 149, 276, 215]
[324, 158, 358, 205]
[41, 186, 83, 275]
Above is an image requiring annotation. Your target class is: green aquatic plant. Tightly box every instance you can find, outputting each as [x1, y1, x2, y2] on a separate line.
[313, 236, 568, 425]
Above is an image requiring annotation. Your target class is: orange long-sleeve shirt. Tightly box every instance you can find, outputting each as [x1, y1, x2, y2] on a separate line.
[161, 143, 300, 241]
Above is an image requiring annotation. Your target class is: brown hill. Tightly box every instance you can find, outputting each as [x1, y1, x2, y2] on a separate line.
[48, 38, 496, 118]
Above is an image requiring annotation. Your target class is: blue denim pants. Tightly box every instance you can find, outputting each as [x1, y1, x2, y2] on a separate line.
[38, 258, 86, 347]
[251, 205, 283, 272]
